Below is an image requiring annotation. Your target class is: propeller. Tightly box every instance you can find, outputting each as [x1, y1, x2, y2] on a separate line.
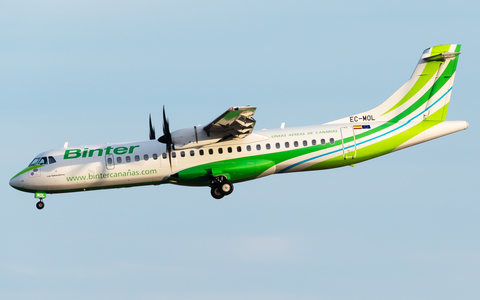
[158, 106, 173, 171]
[149, 114, 156, 140]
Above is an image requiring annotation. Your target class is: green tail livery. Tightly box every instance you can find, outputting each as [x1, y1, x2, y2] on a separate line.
[10, 44, 468, 210]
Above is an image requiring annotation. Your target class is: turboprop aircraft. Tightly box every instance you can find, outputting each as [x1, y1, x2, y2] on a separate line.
[10, 44, 468, 210]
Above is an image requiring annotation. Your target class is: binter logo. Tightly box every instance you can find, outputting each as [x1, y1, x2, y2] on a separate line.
[64, 145, 140, 159]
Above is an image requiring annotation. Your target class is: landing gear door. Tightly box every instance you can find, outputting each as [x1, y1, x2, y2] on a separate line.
[340, 126, 357, 159]
[105, 154, 115, 170]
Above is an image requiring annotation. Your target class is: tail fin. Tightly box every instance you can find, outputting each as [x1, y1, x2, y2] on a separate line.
[327, 44, 461, 124]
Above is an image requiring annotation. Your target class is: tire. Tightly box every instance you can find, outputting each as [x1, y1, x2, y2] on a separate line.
[36, 201, 45, 210]
[210, 187, 224, 199]
[219, 182, 234, 196]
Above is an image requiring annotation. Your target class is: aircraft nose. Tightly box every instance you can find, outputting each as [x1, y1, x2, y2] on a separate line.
[9, 173, 24, 190]
[10, 176, 20, 188]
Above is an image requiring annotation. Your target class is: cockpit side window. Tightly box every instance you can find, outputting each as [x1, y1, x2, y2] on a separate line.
[48, 156, 56, 164]
[38, 157, 48, 165]
[29, 157, 41, 166]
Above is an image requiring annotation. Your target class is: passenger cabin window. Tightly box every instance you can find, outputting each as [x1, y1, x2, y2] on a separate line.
[180, 151, 185, 157]
[190, 150, 195, 156]
[48, 156, 56, 164]
[144, 154, 149, 160]
[303, 140, 307, 146]
[107, 157, 113, 165]
[135, 155, 140, 161]
[312, 139, 317, 146]
[172, 152, 177, 158]
[117, 157, 122, 163]
[276, 143, 280, 149]
[329, 138, 335, 144]
[209, 149, 213, 155]
[218, 148, 223, 154]
[162, 153, 167, 159]
[247, 145, 251, 151]
[126, 156, 131, 163]
[294, 141, 299, 147]
[237, 146, 242, 152]
[285, 142, 290, 148]
[266, 143, 271, 150]
[153, 153, 158, 160]
[199, 149, 204, 156]
[321, 138, 326, 145]
[256, 144, 261, 151]
[228, 147, 232, 153]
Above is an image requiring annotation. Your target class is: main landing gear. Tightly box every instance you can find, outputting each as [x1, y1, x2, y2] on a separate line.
[210, 176, 234, 199]
[36, 200, 45, 210]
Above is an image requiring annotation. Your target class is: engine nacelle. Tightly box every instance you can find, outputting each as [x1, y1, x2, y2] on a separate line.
[171, 125, 224, 150]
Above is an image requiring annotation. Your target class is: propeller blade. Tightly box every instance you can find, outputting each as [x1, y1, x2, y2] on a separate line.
[166, 142, 172, 172]
[149, 114, 156, 140]
[158, 106, 173, 171]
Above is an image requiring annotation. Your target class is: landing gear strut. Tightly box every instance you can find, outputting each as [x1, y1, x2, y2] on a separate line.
[36, 201, 45, 210]
[210, 176, 234, 199]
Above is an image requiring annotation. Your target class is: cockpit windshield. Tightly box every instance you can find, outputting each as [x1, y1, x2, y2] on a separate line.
[29, 157, 48, 166]
[29, 157, 41, 166]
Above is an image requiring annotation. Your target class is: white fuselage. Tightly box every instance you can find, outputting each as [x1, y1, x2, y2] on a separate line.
[9, 120, 468, 195]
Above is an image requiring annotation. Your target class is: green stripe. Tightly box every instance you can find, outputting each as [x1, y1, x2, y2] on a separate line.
[305, 104, 449, 170]
[11, 179, 165, 194]
[431, 44, 452, 56]
[382, 45, 453, 115]
[10, 165, 44, 180]
[350, 58, 456, 143]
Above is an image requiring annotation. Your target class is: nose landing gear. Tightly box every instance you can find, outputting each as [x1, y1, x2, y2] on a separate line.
[210, 176, 234, 199]
[36, 201, 45, 210]
[34, 192, 47, 210]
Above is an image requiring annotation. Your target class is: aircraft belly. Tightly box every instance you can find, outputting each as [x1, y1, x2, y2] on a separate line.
[171, 158, 277, 186]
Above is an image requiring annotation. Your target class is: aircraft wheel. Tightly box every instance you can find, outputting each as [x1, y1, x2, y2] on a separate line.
[219, 181, 234, 196]
[36, 201, 45, 210]
[211, 187, 224, 199]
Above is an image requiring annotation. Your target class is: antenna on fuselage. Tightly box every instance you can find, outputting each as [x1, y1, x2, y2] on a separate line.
[64, 142, 69, 148]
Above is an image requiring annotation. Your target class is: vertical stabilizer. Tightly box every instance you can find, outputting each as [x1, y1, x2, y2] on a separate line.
[327, 44, 461, 124]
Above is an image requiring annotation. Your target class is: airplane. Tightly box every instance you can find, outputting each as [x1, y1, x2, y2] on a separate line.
[9, 44, 468, 210]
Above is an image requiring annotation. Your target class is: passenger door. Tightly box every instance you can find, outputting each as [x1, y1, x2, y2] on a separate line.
[105, 154, 115, 170]
[340, 126, 357, 159]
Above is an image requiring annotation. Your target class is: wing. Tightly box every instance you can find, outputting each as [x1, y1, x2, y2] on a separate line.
[203, 106, 257, 139]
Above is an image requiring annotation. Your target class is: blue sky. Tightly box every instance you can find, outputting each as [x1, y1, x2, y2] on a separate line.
[1, 1, 479, 299]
